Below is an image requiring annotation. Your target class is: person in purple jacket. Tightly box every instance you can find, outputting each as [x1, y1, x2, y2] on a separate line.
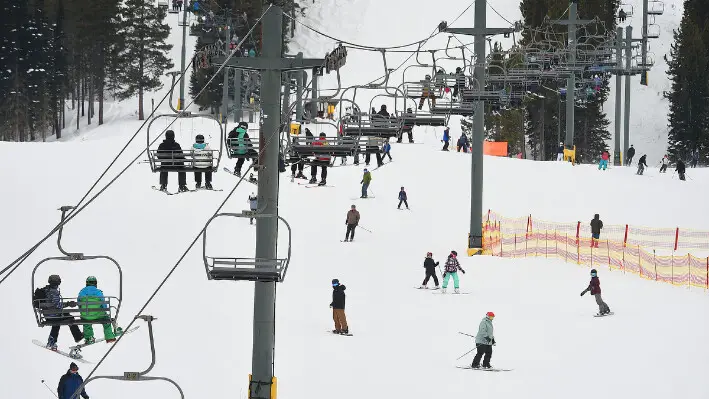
[580, 269, 611, 315]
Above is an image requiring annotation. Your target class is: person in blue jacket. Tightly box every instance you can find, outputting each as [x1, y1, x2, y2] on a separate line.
[442, 127, 450, 151]
[58, 362, 90, 399]
[457, 133, 469, 153]
[78, 276, 117, 345]
[397, 186, 409, 209]
[382, 139, 392, 161]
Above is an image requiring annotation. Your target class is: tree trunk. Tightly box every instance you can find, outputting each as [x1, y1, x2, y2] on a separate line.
[80, 74, 85, 117]
[98, 82, 104, 125]
[87, 77, 92, 125]
[138, 51, 144, 120]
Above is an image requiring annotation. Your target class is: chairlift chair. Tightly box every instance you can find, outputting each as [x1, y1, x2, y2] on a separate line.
[342, 114, 401, 138]
[646, 24, 660, 39]
[31, 207, 123, 329]
[203, 213, 292, 282]
[146, 113, 223, 173]
[648, 1, 664, 15]
[158, 0, 168, 9]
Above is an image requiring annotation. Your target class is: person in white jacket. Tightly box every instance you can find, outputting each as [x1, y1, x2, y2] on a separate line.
[192, 134, 213, 189]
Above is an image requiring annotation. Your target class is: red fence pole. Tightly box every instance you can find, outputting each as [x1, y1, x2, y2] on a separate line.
[706, 257, 708, 289]
[674, 227, 679, 251]
[654, 250, 657, 281]
[624, 224, 628, 247]
[638, 245, 642, 277]
[545, 230, 548, 258]
[576, 222, 580, 246]
[500, 222, 503, 257]
[607, 239, 611, 270]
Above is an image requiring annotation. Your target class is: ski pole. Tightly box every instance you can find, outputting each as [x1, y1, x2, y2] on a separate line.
[41, 380, 58, 398]
[458, 331, 475, 338]
[368, 187, 375, 196]
[456, 346, 477, 360]
[358, 225, 373, 233]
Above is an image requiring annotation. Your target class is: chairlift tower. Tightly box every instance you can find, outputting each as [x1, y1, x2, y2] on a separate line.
[211, 6, 324, 399]
[178, 2, 190, 110]
[442, 0, 514, 255]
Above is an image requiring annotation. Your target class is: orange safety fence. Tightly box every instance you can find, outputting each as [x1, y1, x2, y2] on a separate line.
[480, 211, 709, 289]
[483, 141, 508, 157]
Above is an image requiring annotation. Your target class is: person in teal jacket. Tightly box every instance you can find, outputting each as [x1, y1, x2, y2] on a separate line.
[471, 312, 495, 369]
[78, 276, 116, 345]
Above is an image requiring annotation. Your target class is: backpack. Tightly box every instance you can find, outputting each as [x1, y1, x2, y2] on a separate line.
[33, 286, 48, 308]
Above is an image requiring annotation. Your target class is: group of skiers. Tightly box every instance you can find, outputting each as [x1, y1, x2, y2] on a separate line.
[441, 126, 471, 153]
[591, 145, 690, 180]
[156, 130, 214, 192]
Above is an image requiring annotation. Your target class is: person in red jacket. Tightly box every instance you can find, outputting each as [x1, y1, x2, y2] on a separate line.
[309, 133, 330, 186]
[580, 269, 611, 315]
[598, 151, 610, 170]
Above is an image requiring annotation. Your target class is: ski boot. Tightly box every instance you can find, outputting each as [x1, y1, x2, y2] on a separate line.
[318, 180, 327, 186]
[431, 286, 440, 290]
[205, 182, 213, 190]
[441, 288, 447, 293]
[470, 364, 480, 369]
[341, 329, 349, 335]
[454, 288, 460, 294]
[84, 337, 96, 345]
[309, 177, 317, 184]
[178, 185, 189, 193]
[159, 184, 167, 192]
[195, 182, 202, 189]
[419, 285, 427, 289]
[233, 169, 241, 177]
[46, 336, 58, 351]
[481, 365, 493, 369]
[296, 172, 306, 179]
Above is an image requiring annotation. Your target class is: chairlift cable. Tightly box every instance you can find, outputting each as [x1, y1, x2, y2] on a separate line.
[485, 0, 515, 27]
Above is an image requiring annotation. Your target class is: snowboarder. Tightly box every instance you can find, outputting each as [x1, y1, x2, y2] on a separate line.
[457, 134, 469, 153]
[441, 250, 465, 293]
[227, 122, 254, 176]
[37, 275, 83, 350]
[397, 187, 409, 209]
[58, 362, 90, 399]
[192, 134, 213, 190]
[618, 8, 627, 22]
[471, 312, 496, 369]
[382, 138, 392, 162]
[590, 214, 603, 248]
[626, 144, 635, 166]
[636, 154, 648, 175]
[360, 169, 372, 198]
[580, 269, 611, 315]
[676, 159, 686, 180]
[398, 108, 415, 143]
[442, 127, 451, 151]
[344, 205, 360, 242]
[78, 276, 116, 345]
[598, 150, 610, 170]
[156, 130, 188, 192]
[248, 192, 258, 224]
[659, 155, 669, 173]
[330, 279, 348, 334]
[557, 142, 564, 161]
[310, 133, 330, 186]
[419, 252, 440, 289]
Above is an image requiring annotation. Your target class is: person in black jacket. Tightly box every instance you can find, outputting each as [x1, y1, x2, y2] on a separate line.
[636, 154, 648, 175]
[626, 144, 635, 166]
[330, 279, 348, 334]
[590, 214, 603, 248]
[376, 104, 390, 118]
[676, 159, 686, 180]
[156, 130, 188, 192]
[397, 107, 415, 143]
[58, 362, 89, 399]
[419, 252, 440, 289]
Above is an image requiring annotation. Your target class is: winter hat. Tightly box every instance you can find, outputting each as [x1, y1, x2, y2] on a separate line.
[401, 186, 404, 190]
[426, 252, 432, 257]
[196, 134, 205, 143]
[332, 279, 340, 286]
[351, 204, 356, 209]
[319, 132, 326, 138]
[165, 130, 175, 140]
[48, 275, 61, 286]
[451, 250, 458, 257]
[363, 168, 368, 172]
[69, 362, 79, 371]
[486, 312, 495, 318]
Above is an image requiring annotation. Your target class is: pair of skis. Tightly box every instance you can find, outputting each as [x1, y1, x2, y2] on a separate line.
[151, 186, 223, 195]
[415, 286, 470, 294]
[33, 326, 140, 363]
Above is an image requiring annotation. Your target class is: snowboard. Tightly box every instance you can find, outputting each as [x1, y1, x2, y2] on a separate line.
[32, 340, 92, 363]
[594, 312, 615, 317]
[326, 330, 353, 336]
[457, 366, 512, 372]
[69, 326, 140, 352]
[223, 167, 258, 185]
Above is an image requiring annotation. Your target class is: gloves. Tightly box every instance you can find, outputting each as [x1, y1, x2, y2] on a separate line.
[461, 269, 466, 274]
[435, 262, 439, 266]
[491, 338, 496, 346]
[485, 337, 492, 344]
[64, 301, 77, 307]
[443, 273, 447, 278]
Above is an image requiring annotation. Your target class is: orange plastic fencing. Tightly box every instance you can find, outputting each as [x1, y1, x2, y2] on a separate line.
[481, 211, 709, 289]
[483, 141, 508, 157]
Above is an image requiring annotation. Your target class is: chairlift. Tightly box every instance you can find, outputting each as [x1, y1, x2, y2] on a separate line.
[157, 0, 168, 9]
[648, 0, 664, 15]
[341, 113, 401, 138]
[646, 24, 660, 39]
[31, 207, 123, 329]
[203, 213, 292, 282]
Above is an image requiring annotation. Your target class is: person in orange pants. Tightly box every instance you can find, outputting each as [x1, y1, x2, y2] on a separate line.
[330, 279, 348, 335]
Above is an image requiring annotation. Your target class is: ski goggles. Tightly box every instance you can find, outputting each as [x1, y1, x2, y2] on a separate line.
[332, 283, 339, 287]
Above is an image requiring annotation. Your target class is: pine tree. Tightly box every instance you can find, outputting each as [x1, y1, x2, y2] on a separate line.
[115, 0, 173, 120]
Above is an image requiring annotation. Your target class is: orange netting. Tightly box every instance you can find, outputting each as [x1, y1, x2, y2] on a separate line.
[480, 211, 709, 289]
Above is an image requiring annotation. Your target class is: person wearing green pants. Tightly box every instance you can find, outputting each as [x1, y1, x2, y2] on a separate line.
[442, 250, 465, 293]
[78, 276, 116, 345]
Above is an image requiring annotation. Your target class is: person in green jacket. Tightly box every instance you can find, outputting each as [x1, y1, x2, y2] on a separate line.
[227, 122, 254, 176]
[360, 169, 372, 198]
[471, 312, 495, 369]
[78, 276, 116, 345]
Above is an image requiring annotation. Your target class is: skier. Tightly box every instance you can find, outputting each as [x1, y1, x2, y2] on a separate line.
[691, 149, 699, 168]
[626, 144, 635, 166]
[590, 213, 603, 248]
[382, 138, 392, 162]
[418, 74, 436, 110]
[398, 108, 415, 143]
[78, 276, 116, 345]
[227, 122, 254, 176]
[248, 192, 258, 224]
[636, 154, 648, 175]
[598, 150, 609, 170]
[344, 205, 360, 242]
[397, 186, 409, 209]
[156, 130, 188, 192]
[360, 169, 372, 198]
[330, 279, 348, 334]
[618, 8, 627, 22]
[557, 142, 564, 161]
[441, 250, 465, 293]
[58, 363, 90, 399]
[457, 133, 469, 153]
[659, 155, 669, 173]
[289, 137, 306, 179]
[364, 136, 383, 167]
[38, 275, 83, 350]
[442, 127, 451, 151]
[676, 159, 686, 181]
[419, 252, 440, 289]
[309, 133, 330, 186]
[580, 269, 611, 315]
[192, 134, 213, 190]
[471, 312, 496, 369]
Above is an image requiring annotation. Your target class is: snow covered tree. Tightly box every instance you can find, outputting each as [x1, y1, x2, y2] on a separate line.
[115, 0, 173, 120]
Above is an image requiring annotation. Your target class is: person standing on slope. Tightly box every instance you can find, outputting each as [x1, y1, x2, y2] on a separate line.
[590, 214, 603, 248]
[441, 250, 465, 293]
[636, 154, 648, 175]
[360, 169, 372, 198]
[248, 192, 258, 225]
[58, 362, 90, 399]
[442, 127, 451, 151]
[659, 155, 669, 173]
[344, 205, 360, 242]
[471, 312, 496, 369]
[676, 159, 686, 181]
[382, 138, 392, 162]
[457, 134, 469, 153]
[397, 186, 409, 209]
[330, 279, 348, 334]
[626, 144, 635, 166]
[419, 252, 440, 289]
[580, 268, 611, 315]
[78, 276, 116, 345]
[598, 150, 609, 170]
[557, 142, 564, 161]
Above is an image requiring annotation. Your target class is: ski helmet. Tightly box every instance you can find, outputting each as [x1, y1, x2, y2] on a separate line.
[331, 279, 340, 286]
[486, 311, 495, 318]
[451, 250, 458, 256]
[48, 275, 61, 285]
[86, 276, 98, 286]
[590, 269, 597, 275]
[195, 134, 205, 143]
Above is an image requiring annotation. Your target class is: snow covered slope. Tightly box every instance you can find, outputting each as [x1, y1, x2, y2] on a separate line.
[2, 130, 709, 398]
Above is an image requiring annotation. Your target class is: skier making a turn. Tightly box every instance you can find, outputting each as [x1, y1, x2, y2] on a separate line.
[471, 312, 496, 369]
[442, 250, 465, 293]
[580, 268, 611, 315]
